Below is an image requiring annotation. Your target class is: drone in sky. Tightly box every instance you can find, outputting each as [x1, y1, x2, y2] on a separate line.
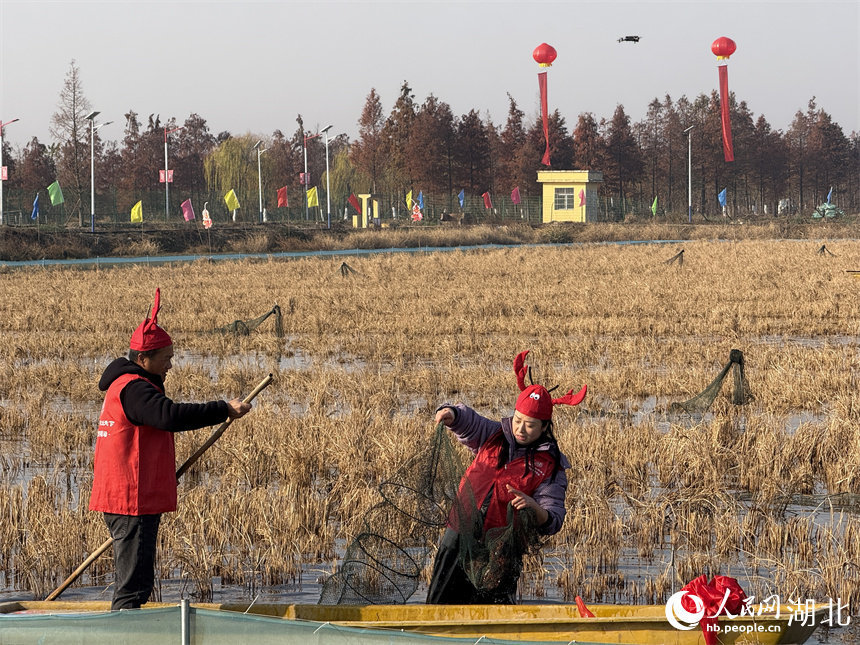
[618, 35, 641, 43]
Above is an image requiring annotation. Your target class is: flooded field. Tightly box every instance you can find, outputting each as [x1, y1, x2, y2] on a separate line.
[2, 239, 860, 643]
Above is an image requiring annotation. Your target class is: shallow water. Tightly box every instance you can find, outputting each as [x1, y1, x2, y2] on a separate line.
[0, 239, 691, 270]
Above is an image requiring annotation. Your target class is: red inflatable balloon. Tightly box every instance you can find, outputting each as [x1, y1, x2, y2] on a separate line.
[711, 37, 737, 162]
[533, 43, 557, 67]
[532, 43, 557, 165]
[711, 36, 737, 60]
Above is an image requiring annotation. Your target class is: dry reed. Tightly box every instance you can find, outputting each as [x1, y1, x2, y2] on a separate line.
[2, 238, 860, 616]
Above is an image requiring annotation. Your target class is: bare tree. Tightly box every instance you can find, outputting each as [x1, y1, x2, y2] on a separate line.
[49, 59, 92, 226]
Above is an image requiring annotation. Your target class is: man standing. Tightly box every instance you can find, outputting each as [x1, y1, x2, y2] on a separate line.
[90, 288, 251, 610]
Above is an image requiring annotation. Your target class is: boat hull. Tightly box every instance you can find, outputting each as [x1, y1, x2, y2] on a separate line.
[0, 601, 825, 645]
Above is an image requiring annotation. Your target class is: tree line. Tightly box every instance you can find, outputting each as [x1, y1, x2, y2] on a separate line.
[1, 60, 857, 225]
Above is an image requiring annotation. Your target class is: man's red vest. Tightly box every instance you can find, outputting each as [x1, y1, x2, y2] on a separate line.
[449, 430, 556, 533]
[89, 373, 178, 515]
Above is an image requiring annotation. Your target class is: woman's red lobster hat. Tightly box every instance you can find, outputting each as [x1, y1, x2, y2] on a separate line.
[129, 288, 173, 351]
[514, 350, 586, 420]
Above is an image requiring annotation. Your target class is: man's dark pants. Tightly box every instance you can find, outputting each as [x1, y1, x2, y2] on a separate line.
[104, 513, 161, 610]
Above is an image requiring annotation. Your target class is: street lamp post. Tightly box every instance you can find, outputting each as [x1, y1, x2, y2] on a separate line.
[164, 125, 183, 220]
[303, 131, 322, 221]
[0, 117, 20, 226]
[253, 140, 269, 223]
[684, 125, 694, 224]
[321, 125, 333, 230]
[86, 111, 113, 232]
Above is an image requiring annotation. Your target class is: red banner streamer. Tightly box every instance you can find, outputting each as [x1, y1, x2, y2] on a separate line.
[718, 65, 734, 162]
[538, 71, 550, 166]
[681, 575, 747, 645]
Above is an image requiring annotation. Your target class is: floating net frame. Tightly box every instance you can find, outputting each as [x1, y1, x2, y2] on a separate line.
[320, 422, 547, 604]
[213, 304, 284, 338]
[670, 349, 752, 414]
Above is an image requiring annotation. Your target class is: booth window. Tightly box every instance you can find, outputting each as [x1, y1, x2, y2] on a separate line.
[554, 187, 576, 210]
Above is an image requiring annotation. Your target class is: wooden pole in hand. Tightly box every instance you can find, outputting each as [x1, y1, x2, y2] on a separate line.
[45, 373, 274, 602]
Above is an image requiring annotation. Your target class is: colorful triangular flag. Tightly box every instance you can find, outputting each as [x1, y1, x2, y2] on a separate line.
[651, 196, 658, 216]
[578, 189, 585, 207]
[181, 198, 195, 222]
[277, 186, 288, 208]
[511, 187, 521, 205]
[307, 186, 319, 208]
[47, 181, 64, 206]
[31, 193, 39, 220]
[131, 200, 143, 223]
[224, 189, 240, 211]
[348, 193, 361, 214]
[405, 190, 412, 210]
[458, 189, 465, 208]
[482, 192, 492, 209]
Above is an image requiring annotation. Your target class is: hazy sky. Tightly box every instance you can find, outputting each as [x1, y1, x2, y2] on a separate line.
[0, 0, 858, 151]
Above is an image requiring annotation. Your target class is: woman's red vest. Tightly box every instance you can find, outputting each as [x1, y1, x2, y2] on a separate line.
[449, 430, 556, 533]
[89, 373, 178, 515]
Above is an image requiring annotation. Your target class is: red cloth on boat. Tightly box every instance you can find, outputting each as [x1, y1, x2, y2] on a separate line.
[681, 575, 747, 645]
[576, 596, 595, 618]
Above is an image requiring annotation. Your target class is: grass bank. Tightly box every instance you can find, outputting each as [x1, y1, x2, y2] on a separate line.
[0, 215, 857, 261]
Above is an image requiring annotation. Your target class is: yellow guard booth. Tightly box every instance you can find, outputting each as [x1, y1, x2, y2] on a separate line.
[537, 170, 603, 223]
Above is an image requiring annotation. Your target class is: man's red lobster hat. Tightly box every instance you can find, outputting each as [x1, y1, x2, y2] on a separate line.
[514, 350, 586, 421]
[129, 288, 173, 351]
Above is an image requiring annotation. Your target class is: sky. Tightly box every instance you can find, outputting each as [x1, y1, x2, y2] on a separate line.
[0, 0, 858, 152]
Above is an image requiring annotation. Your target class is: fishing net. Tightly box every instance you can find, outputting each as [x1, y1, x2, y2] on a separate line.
[664, 249, 685, 266]
[319, 423, 545, 604]
[670, 349, 752, 414]
[213, 305, 283, 338]
[456, 499, 541, 593]
[319, 424, 461, 605]
[336, 262, 363, 277]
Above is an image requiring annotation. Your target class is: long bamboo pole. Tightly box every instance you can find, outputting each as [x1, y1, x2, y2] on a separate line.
[45, 373, 274, 602]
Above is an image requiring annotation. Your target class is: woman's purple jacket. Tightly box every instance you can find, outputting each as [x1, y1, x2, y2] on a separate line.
[440, 403, 571, 535]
